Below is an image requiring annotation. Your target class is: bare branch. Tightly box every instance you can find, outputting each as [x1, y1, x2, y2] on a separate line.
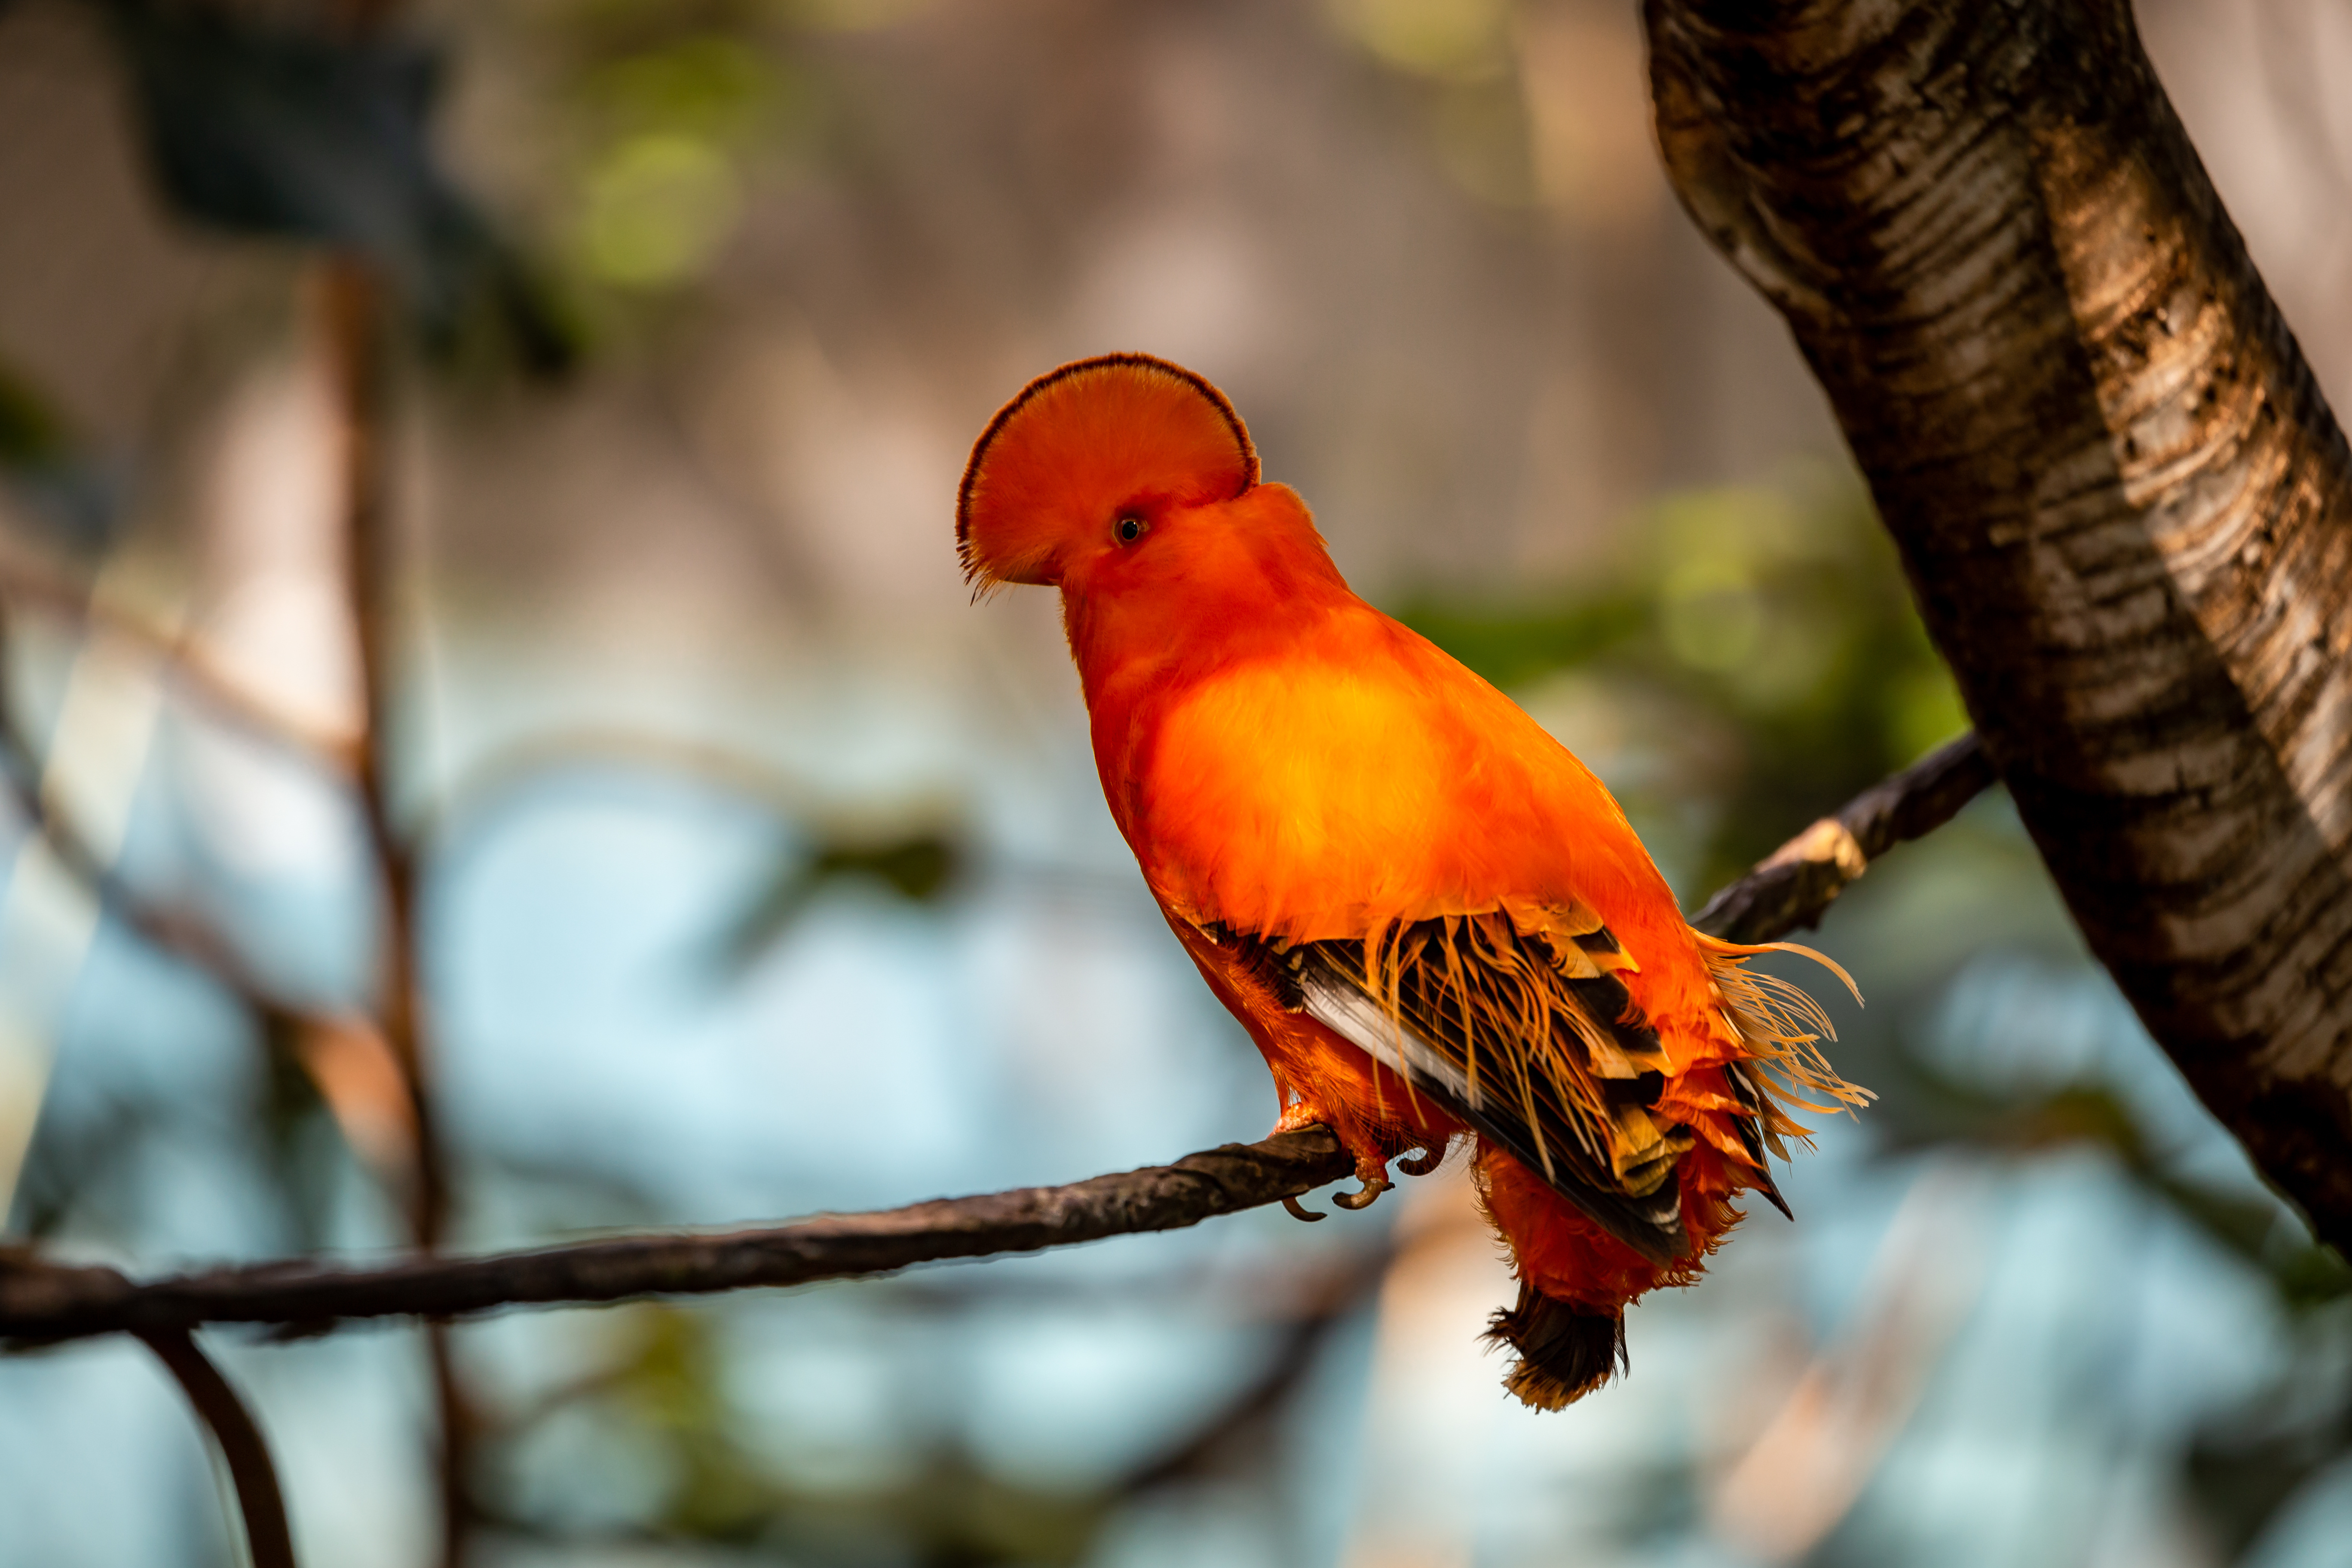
[1, 1129, 1358, 1342]
[0, 605, 317, 1039]
[0, 561, 357, 772]
[317, 254, 474, 1565]
[1692, 731, 1994, 943]
[0, 733, 1986, 1345]
[137, 1327, 298, 1568]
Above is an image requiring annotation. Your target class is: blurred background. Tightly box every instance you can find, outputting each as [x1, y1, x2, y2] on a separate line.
[2, 0, 2350, 1564]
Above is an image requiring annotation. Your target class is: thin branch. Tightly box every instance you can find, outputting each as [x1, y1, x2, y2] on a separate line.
[0, 561, 357, 772]
[1691, 731, 1994, 943]
[137, 1327, 299, 1568]
[1115, 1242, 1387, 1494]
[0, 606, 318, 1040]
[318, 254, 474, 1565]
[0, 1129, 1357, 1341]
[0, 726, 1993, 1345]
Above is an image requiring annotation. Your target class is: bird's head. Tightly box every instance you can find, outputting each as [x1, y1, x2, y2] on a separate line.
[957, 353, 1263, 596]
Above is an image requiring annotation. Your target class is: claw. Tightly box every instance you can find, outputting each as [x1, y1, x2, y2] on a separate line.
[1396, 1145, 1445, 1177]
[1330, 1174, 1391, 1210]
[1281, 1194, 1326, 1223]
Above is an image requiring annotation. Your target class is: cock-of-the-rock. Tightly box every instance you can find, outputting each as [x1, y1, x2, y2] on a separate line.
[956, 352, 1868, 1408]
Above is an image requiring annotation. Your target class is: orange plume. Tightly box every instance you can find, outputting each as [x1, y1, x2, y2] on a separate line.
[958, 352, 1867, 1409]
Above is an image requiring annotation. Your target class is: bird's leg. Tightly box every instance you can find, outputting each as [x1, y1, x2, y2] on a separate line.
[1273, 1099, 1329, 1135]
[1273, 1099, 1394, 1210]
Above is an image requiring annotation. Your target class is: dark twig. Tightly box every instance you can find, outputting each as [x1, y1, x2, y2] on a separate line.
[318, 256, 474, 1565]
[1116, 1242, 1388, 1494]
[0, 1130, 1357, 1341]
[0, 730, 1988, 1344]
[0, 604, 319, 1044]
[137, 1327, 298, 1568]
[1690, 731, 1994, 943]
[0, 562, 357, 771]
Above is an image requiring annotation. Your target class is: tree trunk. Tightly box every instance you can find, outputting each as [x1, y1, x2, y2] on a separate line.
[1643, 0, 2352, 1249]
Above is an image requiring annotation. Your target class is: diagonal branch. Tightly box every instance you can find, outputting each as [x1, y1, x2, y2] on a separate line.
[1692, 731, 1994, 943]
[0, 561, 357, 772]
[0, 605, 315, 1041]
[0, 735, 1991, 1345]
[138, 1326, 299, 1568]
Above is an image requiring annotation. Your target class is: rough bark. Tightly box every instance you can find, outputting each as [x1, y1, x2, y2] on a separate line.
[1646, 0, 2352, 1246]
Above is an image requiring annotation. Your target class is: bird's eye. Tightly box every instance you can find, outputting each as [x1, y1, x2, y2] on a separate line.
[1115, 514, 1148, 544]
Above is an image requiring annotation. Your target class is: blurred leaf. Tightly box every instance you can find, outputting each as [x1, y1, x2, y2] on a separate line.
[0, 358, 67, 468]
[714, 825, 963, 972]
[555, 24, 814, 295]
[482, 1303, 1112, 1562]
[1401, 472, 1966, 889]
[1327, 0, 1514, 79]
[104, 2, 580, 377]
[2186, 1398, 2352, 1563]
[1877, 1057, 2351, 1310]
[0, 357, 124, 552]
[1396, 590, 1647, 692]
[578, 132, 741, 287]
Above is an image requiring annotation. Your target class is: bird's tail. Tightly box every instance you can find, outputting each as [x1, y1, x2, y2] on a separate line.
[1483, 1279, 1627, 1409]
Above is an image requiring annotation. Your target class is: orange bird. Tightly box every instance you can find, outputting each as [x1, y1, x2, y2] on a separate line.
[957, 353, 1865, 1407]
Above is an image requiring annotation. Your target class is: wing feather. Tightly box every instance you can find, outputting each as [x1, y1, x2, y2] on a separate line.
[1210, 907, 1729, 1265]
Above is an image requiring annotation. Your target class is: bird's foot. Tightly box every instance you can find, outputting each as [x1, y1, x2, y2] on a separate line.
[1269, 1101, 1405, 1210]
[1330, 1145, 1395, 1210]
[1273, 1100, 1330, 1136]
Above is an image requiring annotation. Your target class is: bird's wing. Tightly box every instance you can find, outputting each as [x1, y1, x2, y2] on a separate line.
[1212, 905, 1791, 1265]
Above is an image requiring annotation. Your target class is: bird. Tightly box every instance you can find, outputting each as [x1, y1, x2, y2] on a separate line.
[956, 352, 1866, 1408]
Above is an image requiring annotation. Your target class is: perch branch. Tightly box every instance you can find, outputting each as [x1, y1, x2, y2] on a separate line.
[1, 1129, 1357, 1341]
[0, 732, 1991, 1344]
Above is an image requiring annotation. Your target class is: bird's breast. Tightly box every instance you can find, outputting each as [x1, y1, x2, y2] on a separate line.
[1124, 652, 1539, 942]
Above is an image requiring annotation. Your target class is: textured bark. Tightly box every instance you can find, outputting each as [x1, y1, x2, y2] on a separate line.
[1648, 0, 2352, 1246]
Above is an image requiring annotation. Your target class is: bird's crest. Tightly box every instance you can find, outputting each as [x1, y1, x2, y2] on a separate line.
[957, 352, 1258, 591]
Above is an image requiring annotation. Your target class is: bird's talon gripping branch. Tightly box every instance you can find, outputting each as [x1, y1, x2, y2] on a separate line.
[1281, 1195, 1326, 1223]
[1329, 1173, 1390, 1211]
[1272, 1102, 1329, 1136]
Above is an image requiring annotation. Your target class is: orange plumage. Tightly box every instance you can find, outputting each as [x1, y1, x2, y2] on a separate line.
[959, 353, 1866, 1407]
